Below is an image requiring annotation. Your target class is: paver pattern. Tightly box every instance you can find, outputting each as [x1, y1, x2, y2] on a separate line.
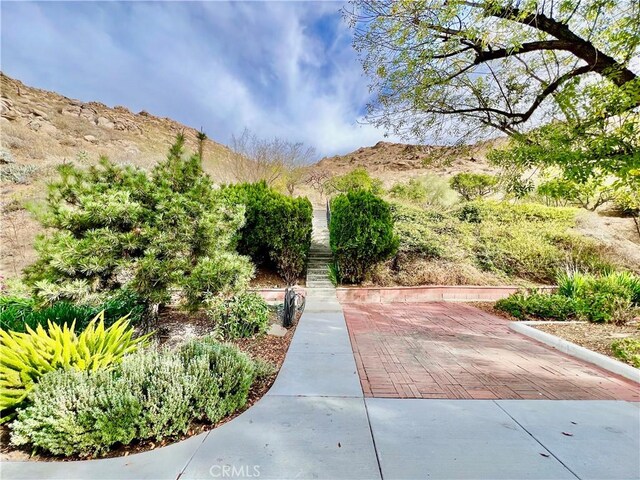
[344, 302, 640, 401]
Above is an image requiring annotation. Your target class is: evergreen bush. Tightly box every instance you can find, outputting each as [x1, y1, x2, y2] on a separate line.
[329, 190, 398, 283]
[221, 181, 312, 284]
[22, 135, 252, 317]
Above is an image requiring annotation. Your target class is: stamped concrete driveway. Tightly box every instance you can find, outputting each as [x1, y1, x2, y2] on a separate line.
[344, 302, 640, 401]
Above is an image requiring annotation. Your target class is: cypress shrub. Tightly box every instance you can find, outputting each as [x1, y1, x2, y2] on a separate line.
[329, 190, 398, 283]
[221, 181, 312, 284]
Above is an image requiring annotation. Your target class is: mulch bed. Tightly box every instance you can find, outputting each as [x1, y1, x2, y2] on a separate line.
[473, 302, 640, 367]
[0, 307, 300, 462]
[249, 266, 305, 289]
[532, 322, 639, 365]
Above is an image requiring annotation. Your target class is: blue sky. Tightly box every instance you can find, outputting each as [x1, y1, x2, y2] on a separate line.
[1, 1, 402, 157]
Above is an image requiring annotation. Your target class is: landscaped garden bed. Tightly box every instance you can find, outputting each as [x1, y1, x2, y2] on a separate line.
[0, 136, 312, 461]
[0, 304, 300, 462]
[531, 322, 639, 367]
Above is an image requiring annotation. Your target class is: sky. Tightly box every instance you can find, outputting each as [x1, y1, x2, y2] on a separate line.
[1, 1, 404, 158]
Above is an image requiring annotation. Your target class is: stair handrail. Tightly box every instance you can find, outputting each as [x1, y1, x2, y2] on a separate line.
[326, 199, 331, 227]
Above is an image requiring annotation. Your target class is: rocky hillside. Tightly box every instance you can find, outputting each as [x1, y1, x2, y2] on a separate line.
[0, 73, 230, 174]
[312, 139, 504, 187]
[0, 73, 233, 279]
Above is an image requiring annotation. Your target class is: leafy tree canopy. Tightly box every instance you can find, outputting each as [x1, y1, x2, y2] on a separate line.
[347, 0, 640, 140]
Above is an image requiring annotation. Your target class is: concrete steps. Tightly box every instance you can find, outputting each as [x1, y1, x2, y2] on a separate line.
[306, 209, 334, 289]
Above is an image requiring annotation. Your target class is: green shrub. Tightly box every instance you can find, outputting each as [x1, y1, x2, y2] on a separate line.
[537, 175, 615, 211]
[457, 204, 482, 223]
[330, 190, 398, 283]
[221, 181, 312, 284]
[557, 270, 640, 323]
[449, 173, 498, 200]
[182, 253, 253, 310]
[495, 292, 577, 321]
[388, 175, 458, 207]
[0, 313, 149, 415]
[498, 271, 640, 324]
[611, 338, 640, 368]
[205, 292, 270, 339]
[325, 167, 383, 195]
[23, 135, 250, 317]
[179, 337, 255, 421]
[11, 338, 256, 457]
[0, 290, 144, 333]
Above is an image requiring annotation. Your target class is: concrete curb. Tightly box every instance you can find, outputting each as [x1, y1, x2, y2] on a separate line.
[510, 321, 640, 384]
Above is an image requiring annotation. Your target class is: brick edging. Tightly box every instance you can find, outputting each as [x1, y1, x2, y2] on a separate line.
[249, 287, 306, 302]
[336, 285, 554, 303]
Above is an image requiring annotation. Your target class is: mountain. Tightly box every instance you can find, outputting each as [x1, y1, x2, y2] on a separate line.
[311, 139, 504, 186]
[0, 73, 230, 173]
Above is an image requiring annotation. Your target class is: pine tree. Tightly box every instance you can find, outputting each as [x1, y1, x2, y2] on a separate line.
[24, 135, 253, 322]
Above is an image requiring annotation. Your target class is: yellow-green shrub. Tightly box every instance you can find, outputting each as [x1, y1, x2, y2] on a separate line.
[0, 312, 149, 415]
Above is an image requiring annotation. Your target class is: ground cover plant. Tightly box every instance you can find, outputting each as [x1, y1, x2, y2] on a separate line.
[496, 271, 640, 324]
[611, 338, 640, 368]
[9, 336, 259, 457]
[371, 199, 615, 287]
[0, 313, 148, 416]
[221, 181, 312, 285]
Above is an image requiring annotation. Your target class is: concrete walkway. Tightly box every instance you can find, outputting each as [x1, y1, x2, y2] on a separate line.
[2, 210, 639, 479]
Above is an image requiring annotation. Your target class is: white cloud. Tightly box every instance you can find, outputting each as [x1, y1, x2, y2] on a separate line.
[1, 1, 406, 157]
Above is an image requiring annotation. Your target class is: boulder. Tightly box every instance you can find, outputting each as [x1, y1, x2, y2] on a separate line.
[97, 116, 114, 129]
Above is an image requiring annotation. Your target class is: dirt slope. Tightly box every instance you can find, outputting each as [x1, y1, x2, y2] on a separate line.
[0, 73, 230, 173]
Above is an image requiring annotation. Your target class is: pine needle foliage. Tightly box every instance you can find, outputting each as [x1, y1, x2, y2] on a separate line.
[23, 135, 253, 314]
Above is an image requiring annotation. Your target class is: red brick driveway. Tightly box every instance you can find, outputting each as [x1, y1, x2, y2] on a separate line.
[343, 302, 639, 401]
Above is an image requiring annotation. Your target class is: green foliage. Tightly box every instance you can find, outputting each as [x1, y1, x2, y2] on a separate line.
[182, 254, 253, 310]
[325, 167, 383, 195]
[221, 181, 312, 284]
[0, 290, 144, 333]
[10, 338, 256, 457]
[23, 135, 250, 313]
[386, 200, 614, 285]
[611, 338, 640, 368]
[498, 271, 640, 324]
[557, 270, 640, 323]
[348, 1, 640, 157]
[0, 313, 148, 414]
[449, 173, 498, 201]
[495, 293, 577, 321]
[388, 175, 458, 207]
[330, 190, 398, 283]
[613, 172, 640, 238]
[536, 174, 615, 210]
[205, 292, 270, 339]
